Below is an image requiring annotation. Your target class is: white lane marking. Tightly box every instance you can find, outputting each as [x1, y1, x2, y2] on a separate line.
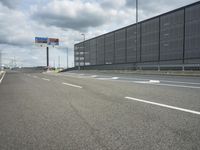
[33, 76, 38, 78]
[153, 83, 200, 89]
[112, 77, 119, 80]
[125, 97, 200, 115]
[91, 75, 97, 78]
[44, 72, 200, 89]
[62, 82, 82, 88]
[69, 73, 200, 85]
[0, 71, 6, 84]
[97, 78, 111, 80]
[131, 81, 200, 89]
[42, 78, 50, 81]
[149, 80, 160, 83]
[133, 81, 150, 84]
[160, 80, 200, 85]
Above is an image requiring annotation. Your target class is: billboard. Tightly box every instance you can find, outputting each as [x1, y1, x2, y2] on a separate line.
[35, 37, 48, 44]
[48, 38, 59, 46]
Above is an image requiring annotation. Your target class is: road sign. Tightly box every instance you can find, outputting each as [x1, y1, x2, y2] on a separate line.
[48, 38, 59, 46]
[35, 37, 48, 44]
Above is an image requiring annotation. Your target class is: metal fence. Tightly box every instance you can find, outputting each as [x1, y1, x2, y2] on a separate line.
[74, 2, 200, 70]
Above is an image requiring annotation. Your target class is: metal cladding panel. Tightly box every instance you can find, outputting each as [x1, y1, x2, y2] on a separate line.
[160, 10, 184, 61]
[90, 39, 97, 65]
[127, 25, 137, 62]
[84, 41, 90, 66]
[141, 18, 159, 62]
[115, 29, 126, 63]
[185, 3, 200, 60]
[105, 33, 114, 64]
[136, 24, 141, 63]
[96, 36, 105, 65]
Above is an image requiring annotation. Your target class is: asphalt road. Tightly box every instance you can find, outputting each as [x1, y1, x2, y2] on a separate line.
[0, 70, 200, 150]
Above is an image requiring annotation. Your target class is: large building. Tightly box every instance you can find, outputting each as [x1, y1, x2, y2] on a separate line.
[74, 2, 200, 70]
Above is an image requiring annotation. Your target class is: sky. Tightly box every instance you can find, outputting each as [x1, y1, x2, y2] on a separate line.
[0, 0, 199, 68]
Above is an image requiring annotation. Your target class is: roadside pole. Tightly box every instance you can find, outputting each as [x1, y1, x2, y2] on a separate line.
[47, 46, 49, 68]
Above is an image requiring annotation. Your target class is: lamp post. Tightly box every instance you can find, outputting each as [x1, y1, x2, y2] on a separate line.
[135, 0, 139, 70]
[0, 50, 2, 70]
[66, 47, 68, 69]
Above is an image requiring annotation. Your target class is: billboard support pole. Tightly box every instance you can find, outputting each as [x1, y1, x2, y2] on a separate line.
[47, 47, 49, 68]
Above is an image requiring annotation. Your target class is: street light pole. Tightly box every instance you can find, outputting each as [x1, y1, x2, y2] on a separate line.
[0, 50, 1, 70]
[136, 0, 139, 70]
[66, 47, 68, 69]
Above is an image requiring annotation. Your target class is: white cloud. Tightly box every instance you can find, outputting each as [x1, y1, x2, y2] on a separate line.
[31, 0, 109, 31]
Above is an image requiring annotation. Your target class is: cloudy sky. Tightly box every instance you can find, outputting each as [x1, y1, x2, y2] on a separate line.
[0, 0, 198, 68]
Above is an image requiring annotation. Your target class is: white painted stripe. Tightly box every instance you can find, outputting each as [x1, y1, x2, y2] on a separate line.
[91, 75, 97, 78]
[0, 71, 6, 84]
[125, 97, 200, 115]
[160, 80, 200, 85]
[97, 78, 110, 80]
[132, 81, 200, 89]
[62, 82, 82, 88]
[112, 77, 119, 80]
[149, 80, 160, 83]
[42, 78, 50, 81]
[151, 82, 200, 89]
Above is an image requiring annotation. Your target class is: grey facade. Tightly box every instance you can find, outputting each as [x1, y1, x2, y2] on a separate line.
[74, 2, 200, 70]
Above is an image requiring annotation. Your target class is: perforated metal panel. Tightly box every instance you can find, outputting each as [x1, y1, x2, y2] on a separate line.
[114, 29, 126, 63]
[74, 2, 200, 68]
[141, 18, 159, 62]
[127, 25, 137, 63]
[90, 39, 97, 65]
[105, 33, 114, 64]
[185, 3, 200, 60]
[96, 36, 105, 65]
[160, 10, 184, 61]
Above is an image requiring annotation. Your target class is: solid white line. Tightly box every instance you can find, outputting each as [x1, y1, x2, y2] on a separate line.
[160, 80, 200, 85]
[42, 78, 50, 81]
[150, 82, 200, 89]
[0, 71, 6, 84]
[125, 97, 200, 115]
[62, 82, 82, 88]
[131, 81, 200, 89]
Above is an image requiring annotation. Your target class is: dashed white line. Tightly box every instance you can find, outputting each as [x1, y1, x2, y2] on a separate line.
[42, 78, 50, 81]
[62, 82, 82, 88]
[33, 76, 38, 78]
[0, 71, 6, 84]
[125, 96, 200, 115]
